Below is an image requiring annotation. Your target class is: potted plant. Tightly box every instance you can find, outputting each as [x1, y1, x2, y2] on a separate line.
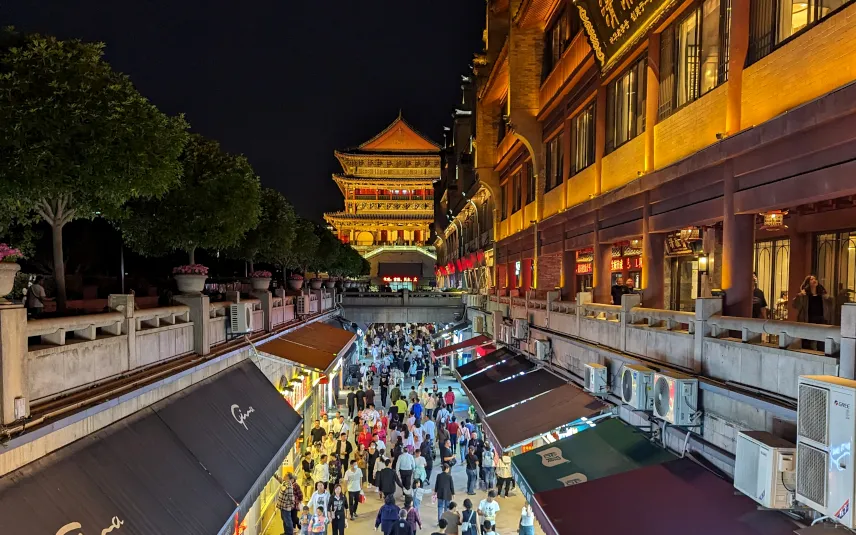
[249, 270, 272, 291]
[309, 277, 323, 290]
[323, 277, 336, 289]
[287, 273, 304, 291]
[172, 264, 209, 294]
[0, 244, 23, 303]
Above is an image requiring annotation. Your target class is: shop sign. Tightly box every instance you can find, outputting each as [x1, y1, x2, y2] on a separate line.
[611, 259, 624, 271]
[576, 262, 593, 275]
[575, 0, 675, 71]
[382, 276, 418, 282]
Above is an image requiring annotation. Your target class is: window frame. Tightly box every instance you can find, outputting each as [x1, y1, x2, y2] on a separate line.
[569, 102, 596, 176]
[542, 3, 582, 80]
[605, 56, 647, 154]
[501, 182, 509, 221]
[512, 170, 522, 213]
[545, 132, 565, 192]
[658, 0, 731, 121]
[749, 0, 854, 64]
[525, 160, 536, 205]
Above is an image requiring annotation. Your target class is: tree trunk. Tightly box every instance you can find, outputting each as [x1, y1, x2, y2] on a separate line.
[188, 247, 196, 265]
[249, 260, 255, 273]
[36, 196, 75, 313]
[51, 221, 67, 312]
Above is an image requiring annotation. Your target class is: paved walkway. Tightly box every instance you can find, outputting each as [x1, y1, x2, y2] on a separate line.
[265, 363, 544, 535]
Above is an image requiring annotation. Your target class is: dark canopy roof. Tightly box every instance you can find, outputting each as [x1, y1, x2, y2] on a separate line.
[0, 361, 302, 535]
[463, 354, 536, 391]
[467, 369, 565, 416]
[454, 347, 515, 378]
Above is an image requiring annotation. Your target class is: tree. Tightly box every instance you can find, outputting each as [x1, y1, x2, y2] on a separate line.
[273, 218, 318, 276]
[311, 225, 342, 275]
[120, 134, 261, 264]
[226, 188, 296, 271]
[0, 30, 189, 309]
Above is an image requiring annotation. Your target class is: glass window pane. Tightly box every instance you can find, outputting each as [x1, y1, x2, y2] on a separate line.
[819, 0, 845, 17]
[700, 0, 722, 94]
[677, 9, 700, 107]
[777, 0, 810, 42]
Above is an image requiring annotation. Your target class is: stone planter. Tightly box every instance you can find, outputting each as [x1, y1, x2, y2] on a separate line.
[323, 280, 336, 289]
[0, 262, 21, 302]
[174, 274, 207, 294]
[309, 278, 323, 290]
[287, 279, 304, 291]
[250, 277, 271, 291]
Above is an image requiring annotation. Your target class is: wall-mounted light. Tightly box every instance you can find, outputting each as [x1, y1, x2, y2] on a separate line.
[698, 255, 709, 274]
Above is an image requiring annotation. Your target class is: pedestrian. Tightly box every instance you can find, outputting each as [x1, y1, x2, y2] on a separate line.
[275, 472, 297, 535]
[794, 274, 833, 351]
[458, 425, 471, 463]
[392, 509, 413, 535]
[495, 453, 512, 497]
[441, 502, 461, 535]
[310, 507, 327, 535]
[439, 439, 455, 467]
[377, 458, 404, 499]
[519, 504, 535, 535]
[447, 418, 460, 454]
[335, 432, 354, 467]
[482, 444, 496, 490]
[413, 449, 427, 483]
[432, 519, 448, 535]
[300, 506, 313, 535]
[460, 499, 478, 535]
[26, 276, 47, 318]
[433, 463, 455, 524]
[412, 478, 427, 511]
[425, 393, 437, 420]
[313, 454, 330, 490]
[356, 385, 366, 412]
[302, 451, 316, 497]
[464, 446, 478, 495]
[366, 384, 376, 408]
[330, 485, 349, 535]
[344, 459, 363, 519]
[412, 399, 423, 422]
[380, 374, 390, 407]
[396, 445, 416, 490]
[308, 481, 331, 520]
[346, 387, 357, 418]
[611, 276, 627, 305]
[311, 420, 328, 445]
[375, 495, 401, 535]
[477, 491, 500, 534]
[391, 382, 402, 405]
[420, 437, 434, 483]
[403, 495, 422, 534]
[444, 387, 455, 411]
[367, 443, 381, 488]
[480, 521, 496, 535]
[328, 457, 342, 495]
[409, 359, 418, 386]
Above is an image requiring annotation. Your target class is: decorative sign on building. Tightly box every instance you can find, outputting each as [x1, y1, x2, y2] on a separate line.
[575, 263, 593, 275]
[382, 276, 419, 283]
[575, 0, 675, 71]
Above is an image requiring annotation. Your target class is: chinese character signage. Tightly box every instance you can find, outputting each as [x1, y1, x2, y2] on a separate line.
[575, 0, 675, 71]
[382, 276, 418, 283]
[575, 262, 593, 275]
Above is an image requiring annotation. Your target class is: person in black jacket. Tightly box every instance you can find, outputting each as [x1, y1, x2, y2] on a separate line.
[420, 437, 434, 484]
[377, 458, 403, 499]
[433, 463, 455, 525]
[611, 277, 627, 305]
[329, 485, 349, 535]
[356, 385, 366, 412]
[334, 432, 354, 468]
[347, 387, 357, 418]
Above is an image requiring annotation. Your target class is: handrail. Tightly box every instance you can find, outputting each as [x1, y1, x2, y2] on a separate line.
[708, 315, 841, 354]
[28, 312, 125, 345]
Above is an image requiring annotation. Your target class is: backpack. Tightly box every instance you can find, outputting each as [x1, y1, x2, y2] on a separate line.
[393, 520, 411, 535]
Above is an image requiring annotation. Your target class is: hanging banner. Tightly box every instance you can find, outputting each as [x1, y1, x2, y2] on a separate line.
[575, 0, 675, 71]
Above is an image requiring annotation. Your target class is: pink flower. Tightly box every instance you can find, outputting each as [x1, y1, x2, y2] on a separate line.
[0, 244, 23, 263]
[249, 270, 272, 278]
[172, 264, 209, 276]
[288, 273, 304, 280]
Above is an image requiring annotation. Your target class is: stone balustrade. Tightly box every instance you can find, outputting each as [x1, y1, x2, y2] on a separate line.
[0, 288, 340, 425]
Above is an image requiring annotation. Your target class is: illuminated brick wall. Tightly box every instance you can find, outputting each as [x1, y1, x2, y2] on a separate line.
[741, 2, 856, 130]
[543, 186, 564, 219]
[654, 84, 728, 169]
[566, 165, 597, 210]
[537, 251, 563, 290]
[602, 135, 645, 193]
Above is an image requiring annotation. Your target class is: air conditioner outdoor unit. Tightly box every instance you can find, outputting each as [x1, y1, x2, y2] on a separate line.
[296, 295, 312, 315]
[513, 319, 529, 340]
[734, 431, 796, 510]
[229, 304, 253, 334]
[652, 372, 698, 426]
[621, 364, 654, 411]
[535, 339, 551, 361]
[584, 363, 607, 395]
[795, 375, 856, 528]
[474, 315, 485, 334]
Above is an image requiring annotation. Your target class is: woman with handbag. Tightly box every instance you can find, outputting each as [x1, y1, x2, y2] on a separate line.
[460, 499, 478, 535]
[329, 485, 349, 535]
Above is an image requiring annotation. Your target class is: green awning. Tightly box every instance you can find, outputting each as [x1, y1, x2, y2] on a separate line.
[511, 419, 676, 501]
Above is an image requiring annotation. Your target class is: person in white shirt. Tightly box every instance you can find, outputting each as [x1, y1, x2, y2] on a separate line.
[519, 504, 535, 535]
[482, 444, 496, 490]
[435, 406, 450, 425]
[495, 454, 513, 497]
[320, 413, 332, 434]
[344, 459, 363, 519]
[373, 434, 386, 453]
[421, 418, 436, 446]
[477, 492, 501, 534]
[312, 454, 330, 488]
[396, 446, 416, 490]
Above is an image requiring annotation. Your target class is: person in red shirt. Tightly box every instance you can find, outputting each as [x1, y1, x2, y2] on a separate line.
[447, 417, 460, 454]
[358, 426, 373, 450]
[444, 387, 456, 410]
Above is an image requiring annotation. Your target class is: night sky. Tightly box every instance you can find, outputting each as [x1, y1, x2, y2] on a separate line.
[4, 1, 485, 220]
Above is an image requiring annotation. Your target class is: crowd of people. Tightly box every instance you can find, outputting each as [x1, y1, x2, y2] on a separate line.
[274, 323, 520, 535]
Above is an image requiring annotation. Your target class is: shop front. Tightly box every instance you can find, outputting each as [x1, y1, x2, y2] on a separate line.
[609, 241, 643, 289]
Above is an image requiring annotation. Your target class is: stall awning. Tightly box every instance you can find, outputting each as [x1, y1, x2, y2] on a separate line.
[454, 347, 514, 379]
[534, 457, 799, 535]
[511, 419, 675, 499]
[466, 369, 565, 417]
[258, 321, 357, 374]
[0, 361, 303, 535]
[476, 344, 496, 357]
[484, 384, 608, 451]
[433, 334, 492, 357]
[432, 319, 471, 340]
[463, 354, 536, 391]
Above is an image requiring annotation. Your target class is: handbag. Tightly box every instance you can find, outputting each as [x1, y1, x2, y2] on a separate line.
[461, 510, 475, 532]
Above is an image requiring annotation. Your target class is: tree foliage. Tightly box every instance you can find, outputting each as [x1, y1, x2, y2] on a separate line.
[120, 134, 261, 264]
[226, 188, 296, 265]
[311, 225, 342, 274]
[272, 218, 318, 274]
[0, 29, 189, 306]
